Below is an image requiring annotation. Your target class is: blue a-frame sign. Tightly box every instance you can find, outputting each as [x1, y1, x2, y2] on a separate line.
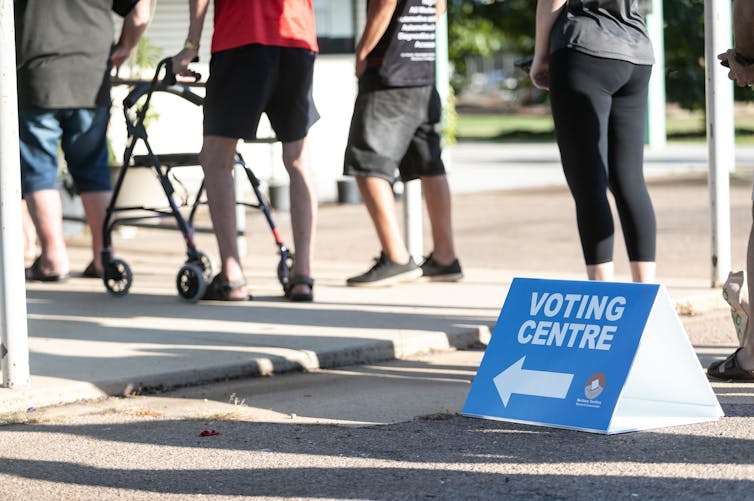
[463, 278, 723, 434]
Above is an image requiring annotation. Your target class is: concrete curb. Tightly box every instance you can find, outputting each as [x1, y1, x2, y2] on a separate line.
[0, 325, 491, 415]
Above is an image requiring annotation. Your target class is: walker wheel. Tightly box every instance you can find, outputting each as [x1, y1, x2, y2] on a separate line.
[104, 258, 133, 297]
[176, 263, 207, 302]
[195, 250, 215, 282]
[277, 252, 294, 289]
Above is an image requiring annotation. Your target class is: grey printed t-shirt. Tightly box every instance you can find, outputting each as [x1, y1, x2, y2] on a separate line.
[549, 0, 655, 65]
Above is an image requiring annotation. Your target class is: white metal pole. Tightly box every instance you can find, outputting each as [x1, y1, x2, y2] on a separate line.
[646, 0, 667, 149]
[403, 180, 423, 262]
[704, 0, 734, 287]
[0, 0, 30, 388]
[234, 162, 247, 258]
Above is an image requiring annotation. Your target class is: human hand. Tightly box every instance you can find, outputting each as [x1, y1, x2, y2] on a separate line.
[355, 55, 367, 78]
[530, 57, 550, 90]
[172, 47, 199, 78]
[111, 45, 131, 73]
[719, 49, 754, 87]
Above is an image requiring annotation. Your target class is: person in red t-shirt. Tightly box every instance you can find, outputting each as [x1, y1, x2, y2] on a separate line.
[173, 0, 319, 302]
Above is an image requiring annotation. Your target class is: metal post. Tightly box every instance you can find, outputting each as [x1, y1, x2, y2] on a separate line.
[704, 0, 734, 287]
[403, 180, 424, 261]
[234, 162, 247, 258]
[646, 0, 667, 149]
[0, 0, 30, 388]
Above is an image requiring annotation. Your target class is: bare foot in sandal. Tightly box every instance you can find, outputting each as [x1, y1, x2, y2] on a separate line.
[202, 274, 251, 301]
[285, 275, 314, 302]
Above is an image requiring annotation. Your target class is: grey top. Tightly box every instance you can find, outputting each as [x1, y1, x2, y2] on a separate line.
[549, 0, 655, 66]
[15, 0, 136, 109]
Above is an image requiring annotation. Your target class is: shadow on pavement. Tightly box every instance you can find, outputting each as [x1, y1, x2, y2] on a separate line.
[1, 417, 753, 498]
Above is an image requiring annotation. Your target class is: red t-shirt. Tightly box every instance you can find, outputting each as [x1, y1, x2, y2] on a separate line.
[211, 0, 318, 53]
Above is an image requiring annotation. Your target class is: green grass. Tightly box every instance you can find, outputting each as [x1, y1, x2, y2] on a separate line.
[456, 106, 754, 144]
[455, 113, 555, 141]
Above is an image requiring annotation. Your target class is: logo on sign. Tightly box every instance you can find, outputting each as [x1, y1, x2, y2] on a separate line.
[584, 372, 606, 399]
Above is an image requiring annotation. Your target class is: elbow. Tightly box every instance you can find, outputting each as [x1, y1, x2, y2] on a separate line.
[131, 0, 152, 28]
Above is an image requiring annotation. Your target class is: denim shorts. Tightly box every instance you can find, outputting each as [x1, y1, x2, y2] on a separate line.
[204, 44, 319, 142]
[343, 74, 445, 183]
[19, 107, 112, 195]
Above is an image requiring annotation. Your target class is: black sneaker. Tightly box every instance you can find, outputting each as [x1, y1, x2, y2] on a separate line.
[347, 253, 422, 287]
[420, 253, 463, 282]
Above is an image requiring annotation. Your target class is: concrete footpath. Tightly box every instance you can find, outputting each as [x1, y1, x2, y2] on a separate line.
[2, 141, 754, 414]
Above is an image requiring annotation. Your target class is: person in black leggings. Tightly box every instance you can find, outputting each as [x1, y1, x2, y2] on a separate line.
[531, 0, 656, 282]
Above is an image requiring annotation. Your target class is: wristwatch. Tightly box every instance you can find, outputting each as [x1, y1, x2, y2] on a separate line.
[184, 39, 200, 51]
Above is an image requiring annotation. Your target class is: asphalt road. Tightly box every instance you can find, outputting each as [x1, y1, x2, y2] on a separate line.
[0, 308, 751, 500]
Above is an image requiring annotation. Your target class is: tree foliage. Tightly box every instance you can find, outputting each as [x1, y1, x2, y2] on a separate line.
[662, 0, 706, 111]
[447, 0, 737, 110]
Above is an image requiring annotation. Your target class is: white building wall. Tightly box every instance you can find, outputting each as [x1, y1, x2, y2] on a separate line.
[113, 0, 358, 203]
[314, 0, 354, 37]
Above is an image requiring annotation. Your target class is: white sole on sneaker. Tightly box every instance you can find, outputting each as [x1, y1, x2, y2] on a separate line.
[347, 267, 423, 287]
[419, 272, 464, 282]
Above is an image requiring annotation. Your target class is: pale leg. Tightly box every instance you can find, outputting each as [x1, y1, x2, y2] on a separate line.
[199, 135, 248, 297]
[629, 261, 656, 283]
[421, 175, 457, 264]
[586, 262, 614, 282]
[282, 138, 317, 297]
[80, 190, 112, 273]
[25, 189, 69, 275]
[356, 176, 410, 264]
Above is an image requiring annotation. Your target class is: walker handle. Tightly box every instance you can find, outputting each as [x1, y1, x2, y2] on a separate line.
[122, 57, 204, 109]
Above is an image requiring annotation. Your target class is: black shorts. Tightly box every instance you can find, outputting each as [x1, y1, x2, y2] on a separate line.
[343, 74, 445, 183]
[204, 44, 320, 142]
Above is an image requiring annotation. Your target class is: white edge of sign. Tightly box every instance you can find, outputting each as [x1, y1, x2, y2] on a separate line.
[608, 285, 724, 433]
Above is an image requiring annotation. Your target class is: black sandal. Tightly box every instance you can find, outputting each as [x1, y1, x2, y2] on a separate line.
[82, 261, 102, 279]
[202, 274, 250, 301]
[25, 257, 69, 282]
[285, 275, 314, 302]
[707, 348, 754, 381]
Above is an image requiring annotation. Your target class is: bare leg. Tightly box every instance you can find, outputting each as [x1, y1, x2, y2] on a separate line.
[24, 189, 70, 275]
[421, 175, 456, 264]
[80, 190, 111, 273]
[736, 203, 754, 371]
[629, 261, 656, 283]
[586, 262, 614, 281]
[282, 138, 317, 297]
[734, 0, 754, 58]
[199, 135, 248, 298]
[21, 199, 37, 260]
[356, 176, 410, 264]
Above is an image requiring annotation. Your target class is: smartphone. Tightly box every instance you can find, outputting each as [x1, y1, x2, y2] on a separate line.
[720, 52, 754, 68]
[514, 55, 534, 73]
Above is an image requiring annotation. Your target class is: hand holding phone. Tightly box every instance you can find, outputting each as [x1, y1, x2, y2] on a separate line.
[514, 55, 534, 73]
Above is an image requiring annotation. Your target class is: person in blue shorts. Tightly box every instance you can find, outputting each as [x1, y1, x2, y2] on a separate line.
[16, 0, 151, 281]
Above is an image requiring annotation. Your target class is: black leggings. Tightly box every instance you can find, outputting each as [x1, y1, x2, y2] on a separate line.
[549, 49, 656, 265]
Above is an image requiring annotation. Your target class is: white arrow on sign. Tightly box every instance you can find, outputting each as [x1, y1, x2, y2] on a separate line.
[493, 356, 574, 407]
